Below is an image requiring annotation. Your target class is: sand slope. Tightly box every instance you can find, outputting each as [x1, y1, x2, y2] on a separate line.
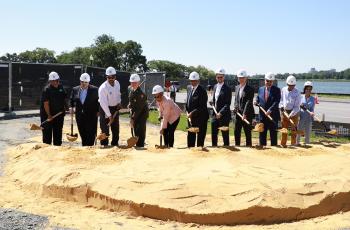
[4, 120, 350, 226]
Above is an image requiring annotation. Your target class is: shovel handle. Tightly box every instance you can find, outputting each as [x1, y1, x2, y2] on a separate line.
[236, 112, 250, 125]
[42, 111, 64, 126]
[257, 105, 273, 121]
[306, 109, 322, 122]
[283, 111, 296, 127]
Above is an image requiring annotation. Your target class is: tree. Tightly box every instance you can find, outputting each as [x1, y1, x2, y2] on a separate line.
[18, 48, 56, 63]
[92, 34, 123, 68]
[57, 47, 93, 65]
[121, 40, 147, 72]
[0, 53, 21, 62]
[147, 60, 187, 79]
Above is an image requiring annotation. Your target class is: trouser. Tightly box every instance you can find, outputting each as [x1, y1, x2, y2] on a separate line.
[163, 118, 180, 147]
[281, 112, 299, 146]
[76, 112, 97, 146]
[259, 119, 278, 146]
[99, 106, 119, 146]
[170, 92, 176, 102]
[41, 113, 64, 146]
[297, 118, 312, 144]
[211, 117, 230, 146]
[234, 116, 252, 146]
[134, 116, 147, 147]
[187, 119, 208, 147]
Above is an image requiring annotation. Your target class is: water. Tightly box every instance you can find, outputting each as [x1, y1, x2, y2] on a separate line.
[277, 80, 350, 94]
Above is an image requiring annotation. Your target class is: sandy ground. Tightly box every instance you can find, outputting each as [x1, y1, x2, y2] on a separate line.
[1, 117, 350, 229]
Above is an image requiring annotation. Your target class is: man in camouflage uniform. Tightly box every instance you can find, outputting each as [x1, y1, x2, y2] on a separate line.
[129, 74, 149, 147]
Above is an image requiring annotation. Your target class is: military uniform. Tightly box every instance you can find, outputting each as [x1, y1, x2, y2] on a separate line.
[129, 87, 149, 147]
[40, 84, 67, 146]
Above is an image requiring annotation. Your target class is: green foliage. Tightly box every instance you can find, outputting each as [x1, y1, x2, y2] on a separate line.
[0, 48, 56, 63]
[57, 47, 92, 65]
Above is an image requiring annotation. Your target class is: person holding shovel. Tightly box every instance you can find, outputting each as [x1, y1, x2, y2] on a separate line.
[70, 73, 99, 146]
[210, 68, 232, 147]
[152, 85, 181, 147]
[129, 74, 149, 147]
[98, 66, 122, 146]
[255, 72, 281, 146]
[279, 75, 301, 147]
[297, 81, 315, 145]
[233, 69, 255, 146]
[40, 71, 67, 146]
[186, 71, 209, 147]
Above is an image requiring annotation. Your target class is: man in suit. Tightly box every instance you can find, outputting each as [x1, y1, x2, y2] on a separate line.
[233, 69, 255, 146]
[70, 73, 99, 146]
[255, 72, 281, 146]
[210, 68, 232, 146]
[186, 71, 209, 147]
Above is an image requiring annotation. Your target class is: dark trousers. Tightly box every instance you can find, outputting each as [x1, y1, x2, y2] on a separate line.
[234, 116, 252, 146]
[76, 113, 97, 146]
[211, 117, 230, 146]
[187, 119, 208, 147]
[99, 106, 119, 146]
[41, 114, 64, 146]
[170, 92, 176, 102]
[163, 118, 180, 147]
[259, 119, 278, 146]
[134, 117, 147, 147]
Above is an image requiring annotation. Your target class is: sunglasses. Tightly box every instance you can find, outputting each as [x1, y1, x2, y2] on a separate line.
[107, 76, 116, 79]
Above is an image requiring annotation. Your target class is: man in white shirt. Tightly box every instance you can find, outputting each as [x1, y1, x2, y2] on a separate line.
[279, 75, 301, 147]
[98, 66, 122, 146]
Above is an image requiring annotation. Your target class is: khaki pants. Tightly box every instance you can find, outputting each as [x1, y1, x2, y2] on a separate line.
[281, 114, 299, 146]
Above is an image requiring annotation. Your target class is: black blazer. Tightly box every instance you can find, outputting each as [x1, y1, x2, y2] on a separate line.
[70, 85, 99, 117]
[212, 83, 232, 121]
[256, 85, 281, 122]
[186, 84, 209, 123]
[234, 84, 255, 120]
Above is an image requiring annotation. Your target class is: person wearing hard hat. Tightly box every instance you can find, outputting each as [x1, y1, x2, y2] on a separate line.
[98, 67, 122, 146]
[210, 68, 232, 146]
[152, 85, 181, 147]
[297, 81, 315, 145]
[129, 73, 149, 147]
[70, 73, 99, 146]
[254, 72, 281, 146]
[186, 71, 209, 147]
[279, 75, 301, 147]
[233, 69, 255, 146]
[40, 71, 67, 146]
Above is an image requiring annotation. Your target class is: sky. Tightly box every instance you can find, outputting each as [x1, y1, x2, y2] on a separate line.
[1, 0, 350, 74]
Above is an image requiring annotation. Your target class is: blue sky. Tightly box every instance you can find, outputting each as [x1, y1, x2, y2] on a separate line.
[1, 0, 349, 74]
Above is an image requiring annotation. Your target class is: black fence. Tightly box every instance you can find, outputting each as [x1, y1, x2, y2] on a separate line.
[0, 62, 165, 111]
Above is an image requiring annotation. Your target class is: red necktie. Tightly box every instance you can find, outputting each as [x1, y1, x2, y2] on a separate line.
[265, 87, 269, 101]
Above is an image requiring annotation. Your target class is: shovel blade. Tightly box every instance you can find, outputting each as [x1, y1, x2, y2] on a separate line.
[187, 127, 200, 133]
[96, 133, 108, 141]
[218, 126, 229, 131]
[29, 123, 43, 131]
[66, 133, 78, 142]
[327, 129, 337, 135]
[127, 136, 138, 148]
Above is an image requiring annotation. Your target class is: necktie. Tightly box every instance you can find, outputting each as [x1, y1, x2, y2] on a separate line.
[265, 87, 269, 101]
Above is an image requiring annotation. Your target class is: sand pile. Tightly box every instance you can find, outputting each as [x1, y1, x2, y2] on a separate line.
[3, 119, 350, 226]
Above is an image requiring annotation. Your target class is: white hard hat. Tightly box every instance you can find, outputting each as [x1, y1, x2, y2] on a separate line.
[105, 66, 116, 76]
[189, 71, 200, 80]
[236, 69, 248, 78]
[152, 85, 164, 94]
[286, 75, 297, 85]
[265, 72, 275, 81]
[48, 71, 60, 81]
[129, 73, 140, 82]
[80, 73, 90, 82]
[215, 68, 226, 75]
[304, 81, 313, 87]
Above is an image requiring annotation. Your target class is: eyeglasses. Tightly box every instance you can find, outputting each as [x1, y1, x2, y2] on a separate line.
[80, 81, 89, 84]
[107, 75, 116, 79]
[217, 76, 223, 79]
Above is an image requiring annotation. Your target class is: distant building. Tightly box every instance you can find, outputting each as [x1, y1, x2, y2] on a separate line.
[309, 68, 317, 73]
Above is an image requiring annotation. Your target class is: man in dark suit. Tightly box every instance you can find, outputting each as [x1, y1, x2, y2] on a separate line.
[255, 72, 281, 146]
[186, 71, 209, 147]
[70, 73, 99, 146]
[210, 68, 232, 146]
[233, 69, 255, 146]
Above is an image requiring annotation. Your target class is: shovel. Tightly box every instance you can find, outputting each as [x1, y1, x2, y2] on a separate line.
[255, 104, 274, 122]
[282, 111, 304, 135]
[305, 109, 337, 135]
[29, 111, 63, 130]
[212, 106, 229, 131]
[127, 127, 138, 148]
[186, 112, 199, 133]
[66, 111, 78, 142]
[155, 118, 166, 149]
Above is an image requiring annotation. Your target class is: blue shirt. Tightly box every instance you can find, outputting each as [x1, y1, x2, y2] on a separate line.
[80, 88, 88, 104]
[300, 95, 315, 122]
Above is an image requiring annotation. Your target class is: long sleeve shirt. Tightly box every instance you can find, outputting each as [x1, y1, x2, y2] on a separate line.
[158, 96, 181, 129]
[98, 80, 121, 117]
[279, 86, 301, 117]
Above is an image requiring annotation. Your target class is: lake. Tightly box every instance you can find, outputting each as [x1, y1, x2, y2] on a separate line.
[277, 80, 350, 94]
